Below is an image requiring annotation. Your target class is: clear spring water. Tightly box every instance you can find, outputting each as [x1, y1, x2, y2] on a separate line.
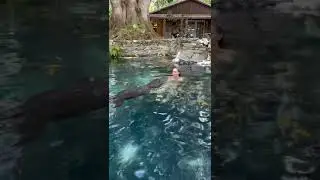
[109, 60, 212, 180]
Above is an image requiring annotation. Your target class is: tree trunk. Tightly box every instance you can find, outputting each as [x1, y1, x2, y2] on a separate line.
[110, 0, 126, 29]
[110, 0, 157, 39]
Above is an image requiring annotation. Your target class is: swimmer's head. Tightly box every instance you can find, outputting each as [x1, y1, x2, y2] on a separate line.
[172, 68, 180, 77]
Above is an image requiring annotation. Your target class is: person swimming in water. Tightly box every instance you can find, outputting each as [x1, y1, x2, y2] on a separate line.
[167, 68, 183, 82]
[10, 68, 184, 144]
[110, 68, 184, 107]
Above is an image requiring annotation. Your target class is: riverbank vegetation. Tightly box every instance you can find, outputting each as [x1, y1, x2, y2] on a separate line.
[109, 0, 212, 40]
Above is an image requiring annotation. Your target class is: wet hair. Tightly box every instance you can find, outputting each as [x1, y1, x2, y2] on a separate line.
[172, 68, 181, 77]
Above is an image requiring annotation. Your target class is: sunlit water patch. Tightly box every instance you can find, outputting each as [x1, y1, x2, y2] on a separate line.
[118, 141, 140, 166]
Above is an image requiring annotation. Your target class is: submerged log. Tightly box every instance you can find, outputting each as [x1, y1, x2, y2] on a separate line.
[12, 77, 165, 144]
[111, 78, 166, 107]
[14, 77, 106, 144]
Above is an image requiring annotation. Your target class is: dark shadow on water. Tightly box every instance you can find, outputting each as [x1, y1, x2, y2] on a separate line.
[0, 1, 107, 179]
[215, 4, 320, 180]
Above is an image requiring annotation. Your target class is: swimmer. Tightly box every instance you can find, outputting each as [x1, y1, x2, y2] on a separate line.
[111, 68, 184, 107]
[150, 68, 183, 96]
[168, 68, 183, 82]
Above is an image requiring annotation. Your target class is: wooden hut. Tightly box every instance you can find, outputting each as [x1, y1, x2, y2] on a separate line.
[149, 0, 211, 38]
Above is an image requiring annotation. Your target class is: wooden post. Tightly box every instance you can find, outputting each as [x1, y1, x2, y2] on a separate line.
[195, 21, 198, 38]
[204, 21, 209, 33]
[204, 20, 207, 34]
[163, 19, 166, 38]
[186, 19, 188, 37]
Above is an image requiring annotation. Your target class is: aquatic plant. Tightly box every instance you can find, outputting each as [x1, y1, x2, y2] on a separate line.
[110, 45, 123, 63]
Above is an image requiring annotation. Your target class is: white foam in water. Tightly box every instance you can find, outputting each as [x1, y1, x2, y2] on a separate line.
[153, 112, 167, 115]
[178, 156, 204, 170]
[164, 116, 173, 125]
[134, 169, 146, 178]
[199, 117, 209, 123]
[177, 153, 210, 180]
[199, 111, 209, 118]
[118, 142, 139, 166]
[188, 158, 204, 167]
[191, 122, 204, 130]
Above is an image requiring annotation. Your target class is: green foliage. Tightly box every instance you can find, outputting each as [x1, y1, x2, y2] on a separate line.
[150, 0, 175, 12]
[202, 0, 212, 5]
[112, 23, 158, 40]
[110, 45, 123, 63]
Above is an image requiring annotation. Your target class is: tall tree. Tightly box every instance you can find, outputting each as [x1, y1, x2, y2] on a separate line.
[109, 0, 212, 39]
[110, 0, 157, 39]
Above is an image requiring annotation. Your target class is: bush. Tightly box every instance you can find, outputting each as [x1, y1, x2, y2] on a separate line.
[110, 45, 123, 63]
[111, 23, 159, 40]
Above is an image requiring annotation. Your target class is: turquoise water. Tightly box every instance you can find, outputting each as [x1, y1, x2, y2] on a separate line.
[109, 60, 212, 180]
